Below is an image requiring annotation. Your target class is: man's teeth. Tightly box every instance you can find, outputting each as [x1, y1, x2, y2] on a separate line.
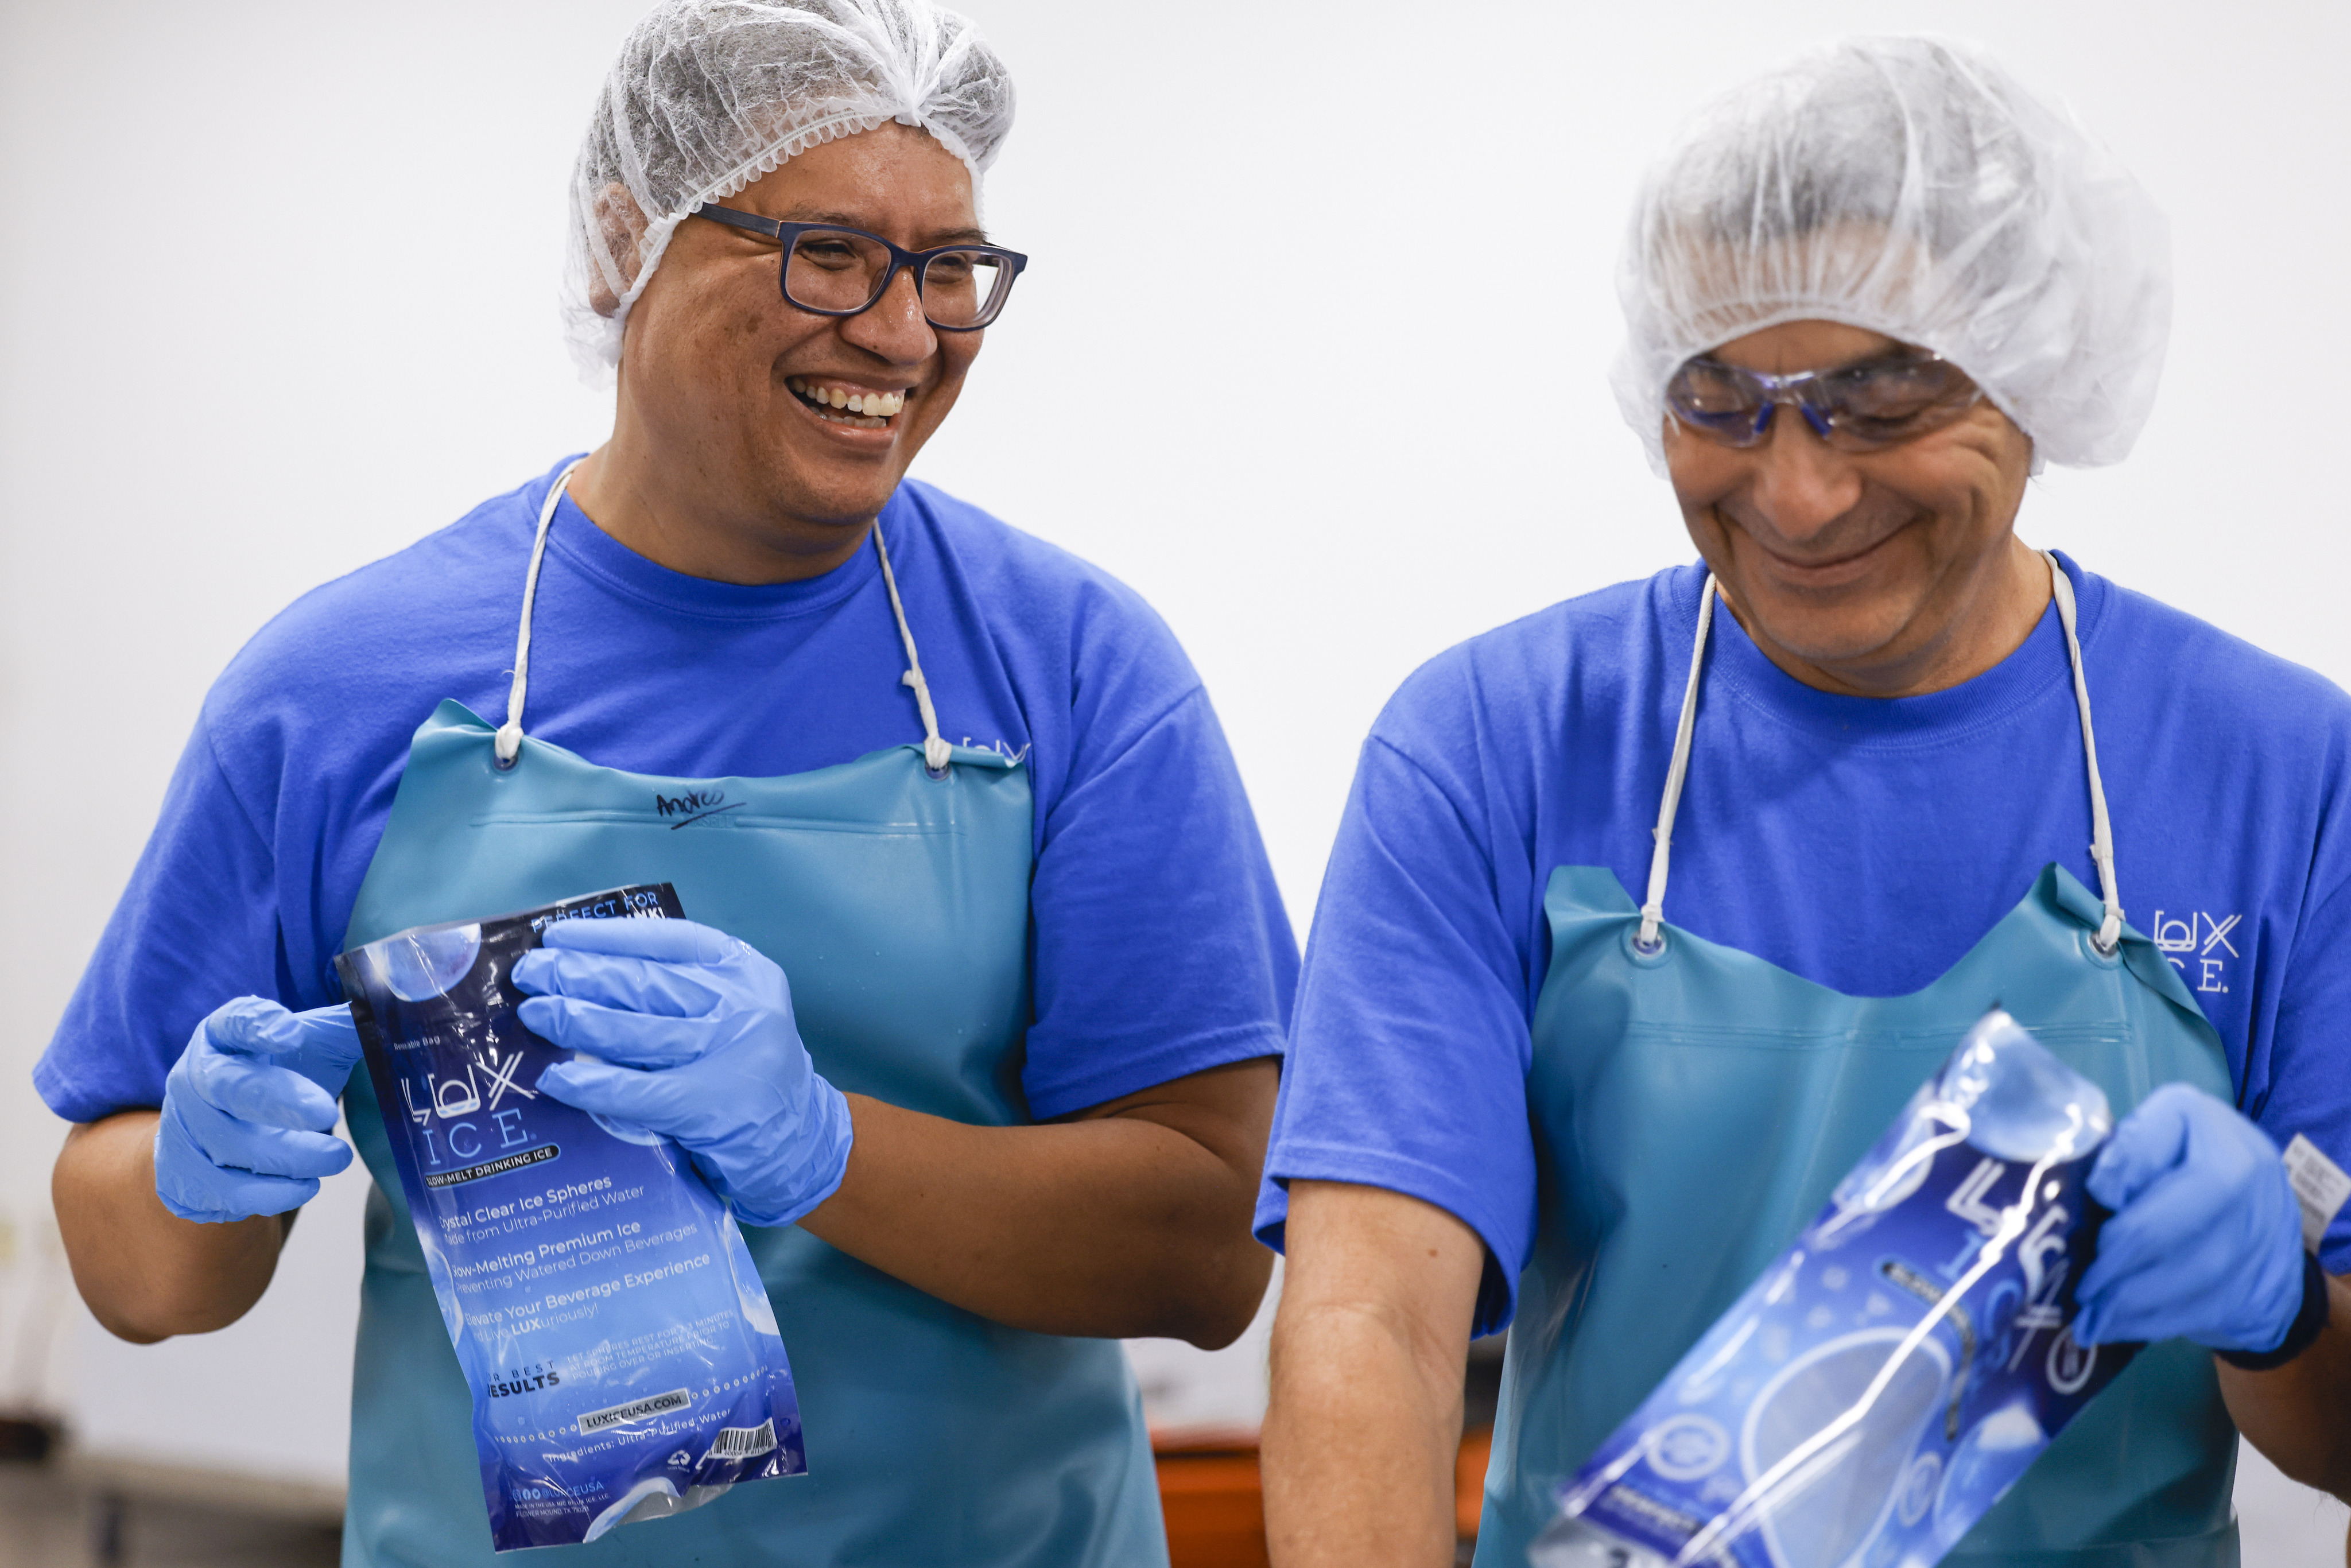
[787, 378, 905, 425]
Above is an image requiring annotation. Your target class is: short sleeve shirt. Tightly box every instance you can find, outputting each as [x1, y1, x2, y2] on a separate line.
[37, 460, 1298, 1125]
[1258, 556, 2351, 1333]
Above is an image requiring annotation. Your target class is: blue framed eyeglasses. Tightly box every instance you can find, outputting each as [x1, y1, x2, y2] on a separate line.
[693, 204, 1027, 331]
[1666, 351, 1985, 452]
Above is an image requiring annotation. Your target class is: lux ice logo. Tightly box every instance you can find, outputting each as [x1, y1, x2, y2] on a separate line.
[1947, 1156, 2075, 1373]
[2150, 910, 2240, 996]
[401, 1044, 542, 1170]
[400, 1043, 537, 1128]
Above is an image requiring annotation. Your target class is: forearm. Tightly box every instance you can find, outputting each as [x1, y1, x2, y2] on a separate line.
[797, 1058, 1277, 1345]
[52, 1113, 290, 1342]
[2220, 1272, 2351, 1499]
[1261, 1182, 1483, 1568]
[1263, 1296, 1464, 1566]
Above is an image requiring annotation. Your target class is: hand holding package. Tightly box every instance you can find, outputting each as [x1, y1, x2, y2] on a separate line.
[342, 888, 808, 1550]
[154, 998, 362, 1223]
[517, 918, 854, 1228]
[1535, 1011, 2133, 1568]
[2074, 1083, 2305, 1352]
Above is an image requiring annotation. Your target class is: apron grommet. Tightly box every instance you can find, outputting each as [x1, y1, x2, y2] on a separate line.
[1627, 927, 1671, 964]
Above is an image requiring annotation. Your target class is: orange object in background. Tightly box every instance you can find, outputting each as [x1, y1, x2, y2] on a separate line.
[1456, 1424, 1492, 1542]
[1156, 1429, 1269, 1568]
[1153, 1423, 1495, 1567]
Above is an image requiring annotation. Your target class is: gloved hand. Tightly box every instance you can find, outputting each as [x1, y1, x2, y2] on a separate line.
[2072, 1083, 2305, 1353]
[154, 998, 363, 1224]
[513, 919, 853, 1228]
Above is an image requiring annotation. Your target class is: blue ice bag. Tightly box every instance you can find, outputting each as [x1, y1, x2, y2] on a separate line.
[339, 884, 806, 1551]
[1533, 1010, 2129, 1568]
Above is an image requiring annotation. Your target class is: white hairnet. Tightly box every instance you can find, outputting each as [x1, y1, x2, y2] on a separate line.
[1612, 36, 2170, 471]
[563, 0, 1015, 380]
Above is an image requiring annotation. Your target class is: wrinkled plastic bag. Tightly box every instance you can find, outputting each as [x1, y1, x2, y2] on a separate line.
[1533, 1010, 2126, 1568]
[339, 885, 805, 1551]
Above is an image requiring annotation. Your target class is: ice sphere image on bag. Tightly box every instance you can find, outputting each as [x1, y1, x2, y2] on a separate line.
[1532, 1010, 2129, 1568]
[338, 885, 807, 1552]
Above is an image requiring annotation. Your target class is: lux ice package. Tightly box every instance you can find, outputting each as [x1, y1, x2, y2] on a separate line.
[339, 886, 805, 1551]
[1534, 1011, 2130, 1568]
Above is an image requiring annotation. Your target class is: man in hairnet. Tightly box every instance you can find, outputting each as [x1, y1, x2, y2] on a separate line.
[1256, 36, 2351, 1568]
[37, 2, 1295, 1563]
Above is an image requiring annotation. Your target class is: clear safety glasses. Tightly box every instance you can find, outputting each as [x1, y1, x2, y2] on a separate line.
[693, 205, 1028, 331]
[1665, 351, 1985, 452]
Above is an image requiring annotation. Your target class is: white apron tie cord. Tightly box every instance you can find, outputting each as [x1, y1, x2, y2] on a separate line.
[1636, 577, 1718, 953]
[871, 526, 952, 774]
[494, 460, 586, 769]
[2046, 552, 2125, 953]
[1634, 553, 2123, 957]
[493, 470, 953, 777]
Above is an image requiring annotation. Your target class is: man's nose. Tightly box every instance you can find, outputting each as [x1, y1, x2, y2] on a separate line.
[1742, 409, 1865, 543]
[839, 266, 938, 364]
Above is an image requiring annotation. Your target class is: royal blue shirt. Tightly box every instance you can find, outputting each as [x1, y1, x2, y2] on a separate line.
[1258, 555, 2351, 1333]
[37, 459, 1296, 1124]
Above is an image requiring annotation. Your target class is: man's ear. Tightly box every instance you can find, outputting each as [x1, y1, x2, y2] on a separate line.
[587, 182, 647, 317]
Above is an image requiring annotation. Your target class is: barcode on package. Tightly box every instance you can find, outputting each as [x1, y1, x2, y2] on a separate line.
[708, 1420, 777, 1461]
[576, 1388, 692, 1435]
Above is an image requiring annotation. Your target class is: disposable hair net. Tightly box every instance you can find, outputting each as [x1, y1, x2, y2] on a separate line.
[563, 0, 1014, 380]
[1613, 36, 2170, 471]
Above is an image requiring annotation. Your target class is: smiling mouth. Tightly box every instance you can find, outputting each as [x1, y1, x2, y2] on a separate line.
[1736, 511, 1915, 579]
[787, 376, 907, 430]
[1760, 535, 1890, 573]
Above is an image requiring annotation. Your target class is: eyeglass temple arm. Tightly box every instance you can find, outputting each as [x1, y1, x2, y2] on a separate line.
[692, 203, 785, 239]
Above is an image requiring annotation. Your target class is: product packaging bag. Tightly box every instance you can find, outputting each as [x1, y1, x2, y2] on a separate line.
[1533, 1010, 2131, 1568]
[339, 885, 806, 1551]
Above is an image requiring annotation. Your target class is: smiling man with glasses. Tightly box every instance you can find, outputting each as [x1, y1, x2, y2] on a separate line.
[1258, 36, 2351, 1568]
[38, 3, 1295, 1566]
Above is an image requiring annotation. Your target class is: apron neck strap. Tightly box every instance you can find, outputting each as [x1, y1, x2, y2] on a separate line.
[2046, 552, 2124, 953]
[871, 523, 953, 775]
[492, 465, 953, 776]
[1635, 551, 2123, 957]
[1635, 579, 1717, 953]
[492, 460, 584, 769]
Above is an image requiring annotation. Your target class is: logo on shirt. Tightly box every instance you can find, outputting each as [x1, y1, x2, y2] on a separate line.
[2148, 909, 2240, 996]
[653, 788, 744, 830]
[960, 736, 1031, 766]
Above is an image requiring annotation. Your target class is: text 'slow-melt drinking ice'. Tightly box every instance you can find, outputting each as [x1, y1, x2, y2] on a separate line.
[1533, 1011, 2130, 1568]
[338, 885, 805, 1551]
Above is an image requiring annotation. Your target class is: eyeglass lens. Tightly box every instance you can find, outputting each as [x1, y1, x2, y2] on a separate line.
[785, 229, 1012, 328]
[1667, 355, 1980, 451]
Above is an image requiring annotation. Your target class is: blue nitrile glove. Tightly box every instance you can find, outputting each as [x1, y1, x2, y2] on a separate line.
[2071, 1083, 2306, 1353]
[513, 919, 854, 1228]
[154, 998, 363, 1224]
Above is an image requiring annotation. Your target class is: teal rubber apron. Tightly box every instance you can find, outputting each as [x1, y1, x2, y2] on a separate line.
[335, 467, 1165, 1566]
[1479, 559, 2238, 1567]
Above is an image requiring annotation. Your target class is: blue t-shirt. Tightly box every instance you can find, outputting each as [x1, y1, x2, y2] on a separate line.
[37, 459, 1296, 1124]
[1257, 554, 2351, 1333]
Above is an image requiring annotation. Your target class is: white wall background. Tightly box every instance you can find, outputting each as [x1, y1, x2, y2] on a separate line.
[2, 0, 2346, 1549]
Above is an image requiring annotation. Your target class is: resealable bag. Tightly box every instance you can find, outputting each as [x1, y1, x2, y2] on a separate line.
[1532, 1010, 2128, 1568]
[339, 885, 806, 1551]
